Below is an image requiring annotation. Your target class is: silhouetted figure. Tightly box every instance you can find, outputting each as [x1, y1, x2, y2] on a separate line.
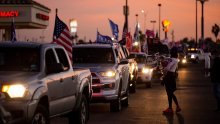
[210, 50, 220, 112]
[162, 47, 181, 114]
[204, 49, 211, 77]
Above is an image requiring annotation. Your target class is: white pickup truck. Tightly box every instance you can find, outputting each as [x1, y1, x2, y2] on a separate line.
[0, 42, 92, 124]
[187, 48, 205, 63]
[73, 43, 130, 112]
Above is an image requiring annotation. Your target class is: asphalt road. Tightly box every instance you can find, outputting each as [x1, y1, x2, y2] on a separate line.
[51, 62, 220, 124]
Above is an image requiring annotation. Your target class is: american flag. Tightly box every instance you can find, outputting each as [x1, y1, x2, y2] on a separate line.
[122, 21, 128, 40]
[119, 21, 128, 45]
[52, 15, 72, 60]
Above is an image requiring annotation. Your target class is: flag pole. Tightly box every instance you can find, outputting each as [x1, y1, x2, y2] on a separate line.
[56, 8, 58, 16]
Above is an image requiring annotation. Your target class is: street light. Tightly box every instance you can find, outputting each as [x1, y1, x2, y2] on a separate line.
[69, 19, 77, 45]
[158, 3, 161, 40]
[123, 0, 129, 31]
[141, 10, 147, 32]
[197, 0, 208, 42]
[196, 0, 198, 48]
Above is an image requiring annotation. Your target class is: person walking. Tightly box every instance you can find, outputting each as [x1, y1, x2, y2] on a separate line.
[162, 47, 181, 113]
[210, 50, 220, 112]
[204, 49, 211, 77]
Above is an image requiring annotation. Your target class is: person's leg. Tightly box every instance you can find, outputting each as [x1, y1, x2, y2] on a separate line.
[172, 93, 179, 106]
[165, 89, 173, 108]
[163, 89, 174, 113]
[172, 92, 181, 112]
[213, 83, 220, 111]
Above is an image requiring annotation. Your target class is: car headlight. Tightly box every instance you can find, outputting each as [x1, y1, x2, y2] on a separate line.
[182, 59, 187, 64]
[142, 67, 152, 74]
[191, 55, 195, 59]
[99, 71, 116, 77]
[2, 84, 26, 98]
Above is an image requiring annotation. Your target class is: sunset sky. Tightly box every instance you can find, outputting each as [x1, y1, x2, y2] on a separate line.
[18, 0, 220, 42]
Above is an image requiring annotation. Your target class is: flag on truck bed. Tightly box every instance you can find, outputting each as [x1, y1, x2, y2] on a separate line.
[52, 15, 72, 60]
[96, 30, 112, 44]
[109, 19, 119, 41]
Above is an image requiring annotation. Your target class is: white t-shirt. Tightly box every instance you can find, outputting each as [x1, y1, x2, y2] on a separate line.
[204, 52, 211, 68]
[164, 58, 178, 73]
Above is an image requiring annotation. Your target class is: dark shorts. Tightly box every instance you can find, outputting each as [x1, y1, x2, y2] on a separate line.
[163, 72, 177, 92]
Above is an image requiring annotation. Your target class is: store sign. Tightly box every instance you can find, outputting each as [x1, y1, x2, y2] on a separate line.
[0, 11, 19, 17]
[36, 13, 49, 21]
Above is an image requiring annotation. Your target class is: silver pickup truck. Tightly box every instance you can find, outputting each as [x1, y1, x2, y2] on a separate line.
[73, 43, 130, 112]
[0, 42, 92, 124]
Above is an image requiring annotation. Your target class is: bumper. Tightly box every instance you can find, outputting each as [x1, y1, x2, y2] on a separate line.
[137, 72, 152, 83]
[91, 78, 119, 103]
[0, 95, 38, 124]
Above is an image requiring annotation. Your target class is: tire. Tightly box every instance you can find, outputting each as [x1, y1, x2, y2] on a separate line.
[129, 80, 136, 93]
[122, 84, 129, 107]
[110, 98, 121, 112]
[69, 94, 89, 124]
[110, 82, 122, 112]
[31, 105, 49, 124]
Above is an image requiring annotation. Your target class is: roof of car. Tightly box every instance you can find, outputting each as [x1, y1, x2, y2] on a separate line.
[0, 41, 61, 49]
[73, 43, 112, 48]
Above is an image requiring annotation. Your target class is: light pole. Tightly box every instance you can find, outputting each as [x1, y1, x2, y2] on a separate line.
[158, 3, 161, 40]
[196, 0, 198, 48]
[141, 10, 147, 32]
[69, 19, 78, 45]
[197, 0, 208, 42]
[123, 0, 129, 30]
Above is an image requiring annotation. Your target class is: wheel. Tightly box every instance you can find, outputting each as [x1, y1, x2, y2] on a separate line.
[31, 105, 49, 124]
[129, 80, 136, 93]
[122, 85, 129, 107]
[110, 82, 122, 112]
[110, 98, 121, 112]
[69, 94, 89, 124]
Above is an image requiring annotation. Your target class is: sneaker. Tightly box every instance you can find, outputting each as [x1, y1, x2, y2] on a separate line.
[163, 108, 173, 113]
[176, 107, 181, 112]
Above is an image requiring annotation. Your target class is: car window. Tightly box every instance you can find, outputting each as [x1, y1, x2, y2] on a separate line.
[0, 47, 40, 72]
[73, 47, 115, 63]
[45, 49, 57, 73]
[55, 48, 70, 71]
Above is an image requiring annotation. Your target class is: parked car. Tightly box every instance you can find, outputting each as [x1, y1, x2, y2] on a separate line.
[0, 42, 92, 124]
[72, 43, 130, 112]
[129, 52, 154, 88]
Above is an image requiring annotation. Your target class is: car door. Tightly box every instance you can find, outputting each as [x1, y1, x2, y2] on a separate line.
[44, 48, 64, 115]
[55, 48, 77, 111]
[116, 47, 129, 93]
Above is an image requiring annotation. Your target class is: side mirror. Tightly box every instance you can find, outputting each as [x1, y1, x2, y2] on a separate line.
[47, 63, 64, 74]
[119, 59, 129, 64]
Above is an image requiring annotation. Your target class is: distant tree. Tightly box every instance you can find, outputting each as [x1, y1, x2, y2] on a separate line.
[212, 24, 219, 42]
[77, 39, 85, 44]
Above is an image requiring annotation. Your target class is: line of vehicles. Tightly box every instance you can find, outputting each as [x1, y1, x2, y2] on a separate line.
[0, 41, 192, 124]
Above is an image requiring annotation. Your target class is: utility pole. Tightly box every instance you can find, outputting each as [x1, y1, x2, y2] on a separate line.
[158, 3, 161, 40]
[196, 0, 198, 47]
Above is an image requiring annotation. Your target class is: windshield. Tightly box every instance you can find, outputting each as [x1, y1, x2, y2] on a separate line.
[130, 54, 146, 63]
[0, 47, 40, 72]
[148, 44, 169, 55]
[73, 47, 115, 64]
